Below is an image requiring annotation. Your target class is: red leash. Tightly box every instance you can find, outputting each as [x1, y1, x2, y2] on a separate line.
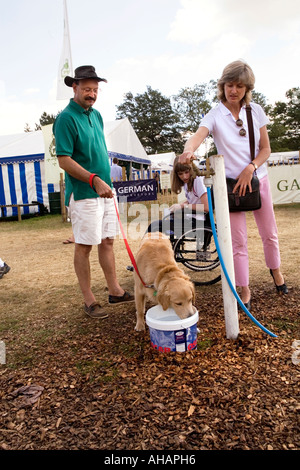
[113, 198, 153, 289]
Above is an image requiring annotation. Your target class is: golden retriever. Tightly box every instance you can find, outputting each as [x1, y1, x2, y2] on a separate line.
[134, 232, 196, 331]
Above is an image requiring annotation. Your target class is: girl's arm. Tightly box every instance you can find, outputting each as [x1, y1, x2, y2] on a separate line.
[170, 192, 209, 213]
[186, 192, 209, 213]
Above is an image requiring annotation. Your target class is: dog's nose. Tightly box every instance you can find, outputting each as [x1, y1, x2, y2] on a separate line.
[187, 306, 197, 317]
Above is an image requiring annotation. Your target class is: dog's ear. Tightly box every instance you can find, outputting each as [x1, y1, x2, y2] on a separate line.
[157, 289, 170, 310]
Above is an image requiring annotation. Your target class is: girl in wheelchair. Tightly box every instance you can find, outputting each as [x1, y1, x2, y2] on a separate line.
[170, 154, 208, 216]
[147, 156, 211, 247]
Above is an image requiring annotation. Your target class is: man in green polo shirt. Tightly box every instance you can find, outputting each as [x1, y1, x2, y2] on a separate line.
[53, 65, 133, 319]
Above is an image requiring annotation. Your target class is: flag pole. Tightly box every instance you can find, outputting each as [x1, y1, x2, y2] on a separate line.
[57, 0, 73, 100]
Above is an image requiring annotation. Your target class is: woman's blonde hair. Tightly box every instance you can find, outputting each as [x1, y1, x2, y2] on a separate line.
[171, 155, 201, 194]
[217, 60, 255, 105]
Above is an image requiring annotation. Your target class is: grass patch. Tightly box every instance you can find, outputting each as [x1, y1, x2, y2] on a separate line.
[0, 213, 66, 233]
[0, 317, 22, 334]
[197, 337, 215, 350]
[5, 349, 37, 370]
[75, 358, 120, 383]
[272, 317, 300, 334]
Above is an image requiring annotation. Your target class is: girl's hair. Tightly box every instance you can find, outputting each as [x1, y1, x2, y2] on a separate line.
[171, 155, 201, 194]
[217, 60, 255, 105]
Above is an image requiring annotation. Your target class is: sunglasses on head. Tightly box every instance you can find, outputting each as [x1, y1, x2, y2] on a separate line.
[236, 118, 246, 136]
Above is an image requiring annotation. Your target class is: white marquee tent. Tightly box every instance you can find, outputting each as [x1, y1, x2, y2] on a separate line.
[148, 152, 176, 172]
[105, 118, 150, 167]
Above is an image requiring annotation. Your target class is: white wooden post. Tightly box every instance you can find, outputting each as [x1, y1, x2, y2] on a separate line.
[209, 155, 239, 339]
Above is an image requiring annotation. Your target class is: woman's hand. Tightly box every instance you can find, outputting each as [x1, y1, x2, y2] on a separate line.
[233, 164, 255, 196]
[178, 127, 209, 164]
[177, 151, 195, 164]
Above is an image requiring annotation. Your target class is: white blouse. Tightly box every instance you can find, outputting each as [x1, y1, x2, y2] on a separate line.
[184, 176, 207, 220]
[200, 102, 269, 180]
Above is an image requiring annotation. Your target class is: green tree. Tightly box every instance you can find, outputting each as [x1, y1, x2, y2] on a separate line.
[116, 86, 184, 154]
[172, 80, 217, 134]
[284, 87, 300, 149]
[24, 111, 60, 132]
[251, 90, 270, 113]
[24, 123, 32, 133]
[268, 88, 300, 151]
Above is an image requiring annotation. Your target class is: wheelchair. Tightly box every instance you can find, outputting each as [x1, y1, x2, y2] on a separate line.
[146, 208, 221, 286]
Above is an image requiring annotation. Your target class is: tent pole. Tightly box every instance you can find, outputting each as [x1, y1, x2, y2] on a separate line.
[60, 173, 67, 222]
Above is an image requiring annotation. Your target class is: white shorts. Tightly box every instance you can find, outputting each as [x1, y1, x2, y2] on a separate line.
[68, 192, 120, 245]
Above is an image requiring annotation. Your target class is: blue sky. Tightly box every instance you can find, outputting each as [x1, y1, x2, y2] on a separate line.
[0, 0, 299, 135]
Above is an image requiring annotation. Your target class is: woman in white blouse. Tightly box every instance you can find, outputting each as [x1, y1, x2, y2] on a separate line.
[179, 60, 288, 310]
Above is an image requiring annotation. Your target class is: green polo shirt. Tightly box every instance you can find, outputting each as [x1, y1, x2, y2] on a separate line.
[53, 99, 112, 205]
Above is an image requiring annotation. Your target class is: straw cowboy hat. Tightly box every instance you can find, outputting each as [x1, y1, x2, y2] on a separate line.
[64, 65, 107, 87]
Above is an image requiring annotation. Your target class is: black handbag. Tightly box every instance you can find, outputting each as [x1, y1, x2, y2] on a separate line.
[227, 174, 261, 212]
[226, 105, 261, 212]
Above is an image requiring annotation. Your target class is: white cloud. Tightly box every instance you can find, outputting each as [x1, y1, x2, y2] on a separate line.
[0, 79, 64, 135]
[24, 88, 40, 95]
[0, 100, 40, 134]
[168, 0, 300, 45]
[167, 0, 224, 45]
[165, 0, 300, 104]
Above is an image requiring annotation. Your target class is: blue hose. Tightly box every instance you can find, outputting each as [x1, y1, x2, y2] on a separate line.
[207, 186, 277, 338]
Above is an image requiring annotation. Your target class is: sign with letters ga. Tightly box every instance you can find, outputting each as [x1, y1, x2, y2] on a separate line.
[267, 165, 300, 204]
[113, 179, 157, 202]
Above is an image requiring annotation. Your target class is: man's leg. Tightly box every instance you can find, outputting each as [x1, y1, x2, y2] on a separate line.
[98, 194, 134, 304]
[98, 237, 124, 296]
[74, 243, 95, 307]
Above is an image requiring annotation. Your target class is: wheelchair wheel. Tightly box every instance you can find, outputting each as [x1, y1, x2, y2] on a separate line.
[173, 227, 221, 286]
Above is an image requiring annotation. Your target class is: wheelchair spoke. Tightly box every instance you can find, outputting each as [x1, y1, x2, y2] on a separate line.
[173, 228, 221, 286]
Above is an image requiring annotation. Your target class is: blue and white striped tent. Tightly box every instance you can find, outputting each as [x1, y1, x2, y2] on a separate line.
[0, 131, 49, 218]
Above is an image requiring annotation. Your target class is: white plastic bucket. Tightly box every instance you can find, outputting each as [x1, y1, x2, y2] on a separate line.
[146, 305, 199, 353]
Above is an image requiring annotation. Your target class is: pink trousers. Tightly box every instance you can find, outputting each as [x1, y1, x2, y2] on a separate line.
[229, 175, 281, 286]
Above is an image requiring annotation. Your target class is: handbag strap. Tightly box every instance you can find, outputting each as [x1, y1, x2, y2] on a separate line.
[245, 105, 255, 161]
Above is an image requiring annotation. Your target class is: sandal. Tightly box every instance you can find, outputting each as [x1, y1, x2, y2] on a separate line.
[63, 237, 75, 244]
[84, 302, 108, 319]
[108, 291, 134, 304]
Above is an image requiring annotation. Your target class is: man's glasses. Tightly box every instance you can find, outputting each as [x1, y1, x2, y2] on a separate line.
[236, 119, 246, 136]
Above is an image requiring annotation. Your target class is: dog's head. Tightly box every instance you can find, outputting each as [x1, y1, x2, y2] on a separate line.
[156, 278, 196, 319]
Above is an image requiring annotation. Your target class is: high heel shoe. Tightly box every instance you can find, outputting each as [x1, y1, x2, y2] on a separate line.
[270, 269, 288, 294]
[238, 297, 251, 312]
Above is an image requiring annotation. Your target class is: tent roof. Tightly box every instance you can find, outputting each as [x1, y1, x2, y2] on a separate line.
[148, 152, 176, 170]
[105, 118, 151, 165]
[0, 131, 44, 165]
[269, 151, 299, 162]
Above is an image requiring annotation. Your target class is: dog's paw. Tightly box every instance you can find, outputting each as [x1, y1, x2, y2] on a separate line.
[135, 321, 146, 332]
